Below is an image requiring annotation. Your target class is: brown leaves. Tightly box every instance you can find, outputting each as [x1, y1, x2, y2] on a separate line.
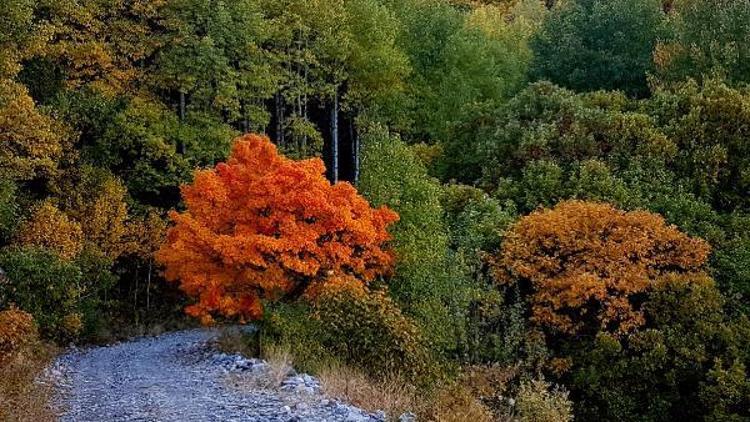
[493, 200, 710, 336]
[0, 308, 36, 362]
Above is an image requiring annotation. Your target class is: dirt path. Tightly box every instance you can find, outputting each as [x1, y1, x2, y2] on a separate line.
[49, 328, 382, 422]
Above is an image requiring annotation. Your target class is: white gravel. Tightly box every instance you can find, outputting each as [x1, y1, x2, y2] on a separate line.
[48, 328, 386, 422]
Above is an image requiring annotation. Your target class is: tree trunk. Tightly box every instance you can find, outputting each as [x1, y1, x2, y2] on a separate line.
[303, 53, 309, 153]
[275, 93, 285, 147]
[331, 90, 339, 183]
[351, 119, 359, 185]
[178, 90, 186, 154]
[240, 101, 248, 133]
[146, 260, 152, 311]
[133, 265, 140, 320]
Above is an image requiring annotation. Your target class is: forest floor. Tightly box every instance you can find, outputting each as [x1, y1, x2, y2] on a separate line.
[46, 328, 383, 422]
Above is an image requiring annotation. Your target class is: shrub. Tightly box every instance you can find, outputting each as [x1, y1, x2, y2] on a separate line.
[530, 0, 666, 96]
[0, 309, 55, 422]
[0, 307, 36, 361]
[0, 247, 84, 340]
[494, 200, 710, 336]
[157, 134, 398, 324]
[515, 378, 574, 422]
[0, 178, 18, 241]
[567, 273, 750, 421]
[478, 83, 675, 202]
[458, 364, 519, 414]
[427, 383, 495, 422]
[648, 80, 750, 211]
[442, 184, 516, 257]
[462, 288, 540, 366]
[655, 0, 750, 87]
[261, 303, 332, 375]
[313, 284, 431, 379]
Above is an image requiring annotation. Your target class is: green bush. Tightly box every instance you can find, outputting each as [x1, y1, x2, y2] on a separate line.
[359, 124, 471, 356]
[0, 246, 115, 341]
[530, 0, 666, 97]
[0, 179, 18, 242]
[314, 286, 432, 380]
[566, 274, 750, 421]
[0, 247, 84, 340]
[462, 288, 534, 366]
[442, 184, 516, 257]
[656, 0, 750, 87]
[261, 302, 332, 375]
[516, 378, 574, 422]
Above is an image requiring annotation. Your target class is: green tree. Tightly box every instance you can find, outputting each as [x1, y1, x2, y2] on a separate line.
[85, 96, 236, 206]
[359, 124, 468, 355]
[154, 0, 274, 129]
[568, 274, 750, 421]
[530, 0, 666, 97]
[655, 0, 750, 86]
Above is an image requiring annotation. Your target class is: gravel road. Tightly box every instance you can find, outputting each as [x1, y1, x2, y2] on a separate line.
[48, 328, 386, 422]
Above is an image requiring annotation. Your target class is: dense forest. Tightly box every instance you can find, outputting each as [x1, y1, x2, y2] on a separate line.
[2, 0, 750, 420]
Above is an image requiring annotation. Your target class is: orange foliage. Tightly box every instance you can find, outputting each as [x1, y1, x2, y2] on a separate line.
[493, 200, 710, 336]
[156, 134, 398, 324]
[0, 308, 36, 361]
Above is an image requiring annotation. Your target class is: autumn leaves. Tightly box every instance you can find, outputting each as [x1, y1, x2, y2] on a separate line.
[495, 200, 710, 336]
[156, 134, 398, 324]
[159, 135, 711, 346]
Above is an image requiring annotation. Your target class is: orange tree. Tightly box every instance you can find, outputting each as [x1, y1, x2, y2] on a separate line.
[493, 200, 710, 336]
[156, 134, 398, 324]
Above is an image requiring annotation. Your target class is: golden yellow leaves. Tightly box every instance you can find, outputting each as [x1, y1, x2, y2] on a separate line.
[0, 80, 67, 181]
[16, 167, 162, 264]
[16, 201, 84, 260]
[56, 167, 131, 260]
[494, 200, 710, 336]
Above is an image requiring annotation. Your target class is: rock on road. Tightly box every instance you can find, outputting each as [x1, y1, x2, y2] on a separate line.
[49, 328, 384, 422]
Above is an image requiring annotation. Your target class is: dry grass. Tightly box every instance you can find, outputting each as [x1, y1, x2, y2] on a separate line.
[318, 363, 420, 419]
[216, 329, 514, 421]
[0, 341, 57, 422]
[260, 343, 295, 389]
[226, 342, 295, 391]
[318, 363, 502, 421]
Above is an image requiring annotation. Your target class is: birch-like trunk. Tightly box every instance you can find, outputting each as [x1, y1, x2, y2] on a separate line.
[275, 92, 285, 147]
[351, 120, 359, 184]
[331, 89, 339, 183]
[178, 90, 186, 154]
